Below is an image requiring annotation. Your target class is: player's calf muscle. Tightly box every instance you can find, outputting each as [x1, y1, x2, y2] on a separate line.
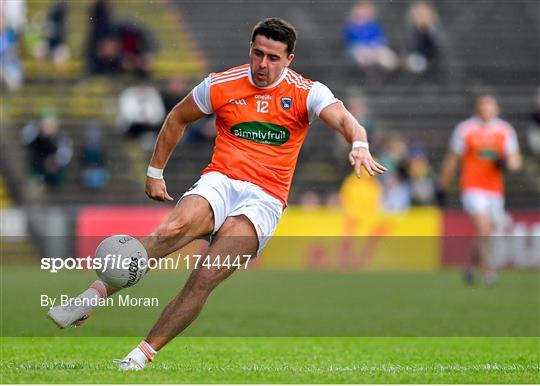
[189, 265, 234, 292]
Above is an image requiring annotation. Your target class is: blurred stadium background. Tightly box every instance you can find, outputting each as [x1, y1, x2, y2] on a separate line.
[1, 0, 538, 271]
[1, 1, 539, 382]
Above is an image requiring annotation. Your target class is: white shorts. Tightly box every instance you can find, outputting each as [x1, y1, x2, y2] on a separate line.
[181, 172, 283, 256]
[461, 188, 505, 222]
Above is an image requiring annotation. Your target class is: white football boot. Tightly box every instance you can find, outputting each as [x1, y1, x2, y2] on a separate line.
[115, 357, 146, 371]
[48, 304, 92, 328]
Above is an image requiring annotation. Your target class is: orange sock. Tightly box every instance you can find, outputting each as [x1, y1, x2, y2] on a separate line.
[137, 340, 157, 362]
[90, 280, 107, 299]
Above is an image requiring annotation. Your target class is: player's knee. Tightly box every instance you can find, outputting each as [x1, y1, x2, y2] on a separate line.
[221, 214, 256, 235]
[478, 228, 491, 238]
[476, 221, 492, 237]
[472, 215, 492, 237]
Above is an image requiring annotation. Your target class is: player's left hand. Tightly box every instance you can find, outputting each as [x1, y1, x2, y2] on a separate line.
[349, 147, 387, 178]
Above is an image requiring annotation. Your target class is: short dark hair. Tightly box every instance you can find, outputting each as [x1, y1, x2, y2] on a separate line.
[469, 88, 496, 102]
[251, 18, 297, 55]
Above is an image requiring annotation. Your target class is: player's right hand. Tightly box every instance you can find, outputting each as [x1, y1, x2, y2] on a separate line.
[145, 177, 174, 202]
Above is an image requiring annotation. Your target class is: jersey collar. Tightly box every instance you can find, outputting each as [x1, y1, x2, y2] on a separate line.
[248, 66, 288, 89]
[474, 116, 499, 126]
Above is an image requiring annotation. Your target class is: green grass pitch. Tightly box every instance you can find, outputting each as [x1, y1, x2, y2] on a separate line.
[2, 337, 539, 383]
[1, 267, 539, 383]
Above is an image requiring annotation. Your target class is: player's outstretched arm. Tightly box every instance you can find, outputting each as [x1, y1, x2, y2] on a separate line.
[319, 102, 386, 178]
[146, 93, 207, 201]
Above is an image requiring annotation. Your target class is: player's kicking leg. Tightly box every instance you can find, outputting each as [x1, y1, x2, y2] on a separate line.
[48, 195, 214, 328]
[117, 215, 258, 370]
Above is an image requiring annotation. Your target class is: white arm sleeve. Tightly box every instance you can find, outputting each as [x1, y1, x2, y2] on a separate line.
[191, 76, 213, 114]
[449, 124, 465, 155]
[307, 81, 341, 122]
[504, 125, 520, 155]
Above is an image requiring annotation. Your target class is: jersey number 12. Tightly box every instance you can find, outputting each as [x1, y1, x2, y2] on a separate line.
[256, 101, 269, 113]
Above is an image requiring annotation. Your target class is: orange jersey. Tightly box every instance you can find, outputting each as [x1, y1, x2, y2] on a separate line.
[192, 64, 339, 205]
[450, 117, 519, 194]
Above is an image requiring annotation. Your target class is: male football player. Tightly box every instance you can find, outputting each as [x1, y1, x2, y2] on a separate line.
[48, 18, 386, 370]
[438, 94, 522, 284]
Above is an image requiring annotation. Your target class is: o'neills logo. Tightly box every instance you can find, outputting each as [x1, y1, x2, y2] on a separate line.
[230, 121, 290, 146]
[124, 253, 140, 288]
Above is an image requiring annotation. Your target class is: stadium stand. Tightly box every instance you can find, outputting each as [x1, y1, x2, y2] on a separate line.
[0, 175, 38, 262]
[2, 0, 207, 205]
[1, 0, 538, 210]
[0, 175, 12, 208]
[177, 0, 539, 207]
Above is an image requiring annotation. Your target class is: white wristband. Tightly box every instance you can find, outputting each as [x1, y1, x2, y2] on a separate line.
[147, 166, 164, 179]
[352, 140, 369, 150]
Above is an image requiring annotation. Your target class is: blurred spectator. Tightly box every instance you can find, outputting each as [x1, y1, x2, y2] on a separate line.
[86, 0, 114, 74]
[346, 92, 376, 136]
[381, 173, 410, 212]
[117, 76, 166, 150]
[2, 0, 26, 37]
[161, 76, 188, 113]
[185, 114, 216, 143]
[114, 19, 158, 77]
[527, 89, 540, 156]
[35, 0, 70, 64]
[80, 123, 110, 189]
[377, 135, 411, 212]
[299, 191, 321, 211]
[340, 171, 382, 218]
[405, 0, 445, 75]
[22, 115, 73, 187]
[342, 0, 398, 75]
[378, 135, 409, 177]
[0, 13, 24, 91]
[324, 191, 341, 208]
[23, 13, 44, 58]
[92, 35, 123, 75]
[161, 78, 215, 144]
[407, 142, 435, 205]
[85, 5, 157, 77]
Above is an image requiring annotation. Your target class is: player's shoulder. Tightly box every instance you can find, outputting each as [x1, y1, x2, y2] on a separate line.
[454, 117, 479, 135]
[284, 68, 315, 91]
[209, 64, 250, 86]
[286, 68, 313, 84]
[492, 118, 515, 134]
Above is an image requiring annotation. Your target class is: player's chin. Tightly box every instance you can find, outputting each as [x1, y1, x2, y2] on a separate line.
[254, 78, 267, 87]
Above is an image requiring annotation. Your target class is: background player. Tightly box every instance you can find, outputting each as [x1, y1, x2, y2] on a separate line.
[438, 94, 522, 284]
[47, 17, 386, 370]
